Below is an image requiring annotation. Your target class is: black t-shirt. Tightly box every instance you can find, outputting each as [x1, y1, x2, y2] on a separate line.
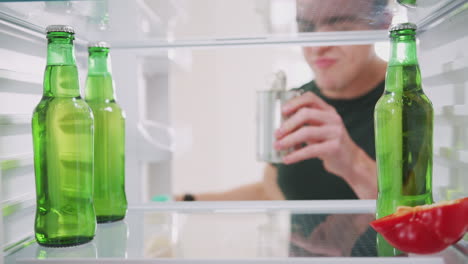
[276, 80, 385, 200]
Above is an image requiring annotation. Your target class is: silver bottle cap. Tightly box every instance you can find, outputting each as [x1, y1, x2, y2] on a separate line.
[389, 22, 417, 32]
[88, 41, 110, 48]
[46, 25, 75, 34]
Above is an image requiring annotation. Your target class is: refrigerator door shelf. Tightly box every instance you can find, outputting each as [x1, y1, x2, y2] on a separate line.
[3, 200, 467, 264]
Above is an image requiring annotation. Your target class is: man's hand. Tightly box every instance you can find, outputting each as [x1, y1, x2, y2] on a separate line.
[274, 91, 359, 177]
[274, 91, 377, 199]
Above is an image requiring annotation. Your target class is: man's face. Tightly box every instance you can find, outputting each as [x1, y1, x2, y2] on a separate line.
[297, 0, 383, 92]
[302, 44, 376, 93]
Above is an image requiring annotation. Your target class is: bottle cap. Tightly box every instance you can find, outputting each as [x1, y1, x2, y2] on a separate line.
[389, 22, 417, 32]
[46, 25, 75, 34]
[88, 41, 110, 48]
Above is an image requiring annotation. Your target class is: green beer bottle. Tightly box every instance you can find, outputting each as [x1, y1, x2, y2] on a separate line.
[85, 42, 127, 223]
[32, 25, 96, 247]
[374, 23, 434, 256]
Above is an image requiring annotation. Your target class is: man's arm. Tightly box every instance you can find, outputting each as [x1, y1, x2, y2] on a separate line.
[320, 130, 377, 199]
[175, 164, 285, 201]
[342, 144, 377, 199]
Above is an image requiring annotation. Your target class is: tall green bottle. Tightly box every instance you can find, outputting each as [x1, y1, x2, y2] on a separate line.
[374, 23, 434, 256]
[85, 42, 127, 223]
[32, 25, 96, 247]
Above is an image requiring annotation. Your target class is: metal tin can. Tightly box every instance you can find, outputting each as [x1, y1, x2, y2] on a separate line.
[256, 90, 301, 163]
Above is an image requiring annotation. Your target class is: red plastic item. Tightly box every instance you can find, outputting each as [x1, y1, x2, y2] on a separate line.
[370, 197, 468, 254]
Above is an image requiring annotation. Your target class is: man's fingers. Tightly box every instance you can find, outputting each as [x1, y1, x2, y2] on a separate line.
[275, 126, 334, 150]
[276, 108, 334, 139]
[282, 91, 333, 115]
[282, 141, 336, 164]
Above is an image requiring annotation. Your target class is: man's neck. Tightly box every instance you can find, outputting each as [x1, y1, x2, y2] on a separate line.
[321, 58, 387, 100]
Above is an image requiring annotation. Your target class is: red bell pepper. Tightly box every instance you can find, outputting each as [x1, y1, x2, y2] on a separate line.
[370, 197, 468, 254]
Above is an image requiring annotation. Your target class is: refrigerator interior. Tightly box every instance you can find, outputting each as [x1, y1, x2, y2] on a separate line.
[1, 0, 468, 263]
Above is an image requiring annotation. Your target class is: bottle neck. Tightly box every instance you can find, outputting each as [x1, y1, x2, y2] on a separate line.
[44, 32, 80, 97]
[88, 49, 112, 75]
[85, 48, 116, 102]
[385, 33, 422, 93]
[388, 34, 418, 66]
[46, 34, 76, 66]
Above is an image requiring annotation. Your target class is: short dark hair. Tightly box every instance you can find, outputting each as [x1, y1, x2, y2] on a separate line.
[371, 0, 390, 28]
[372, 0, 389, 16]
[296, 0, 390, 32]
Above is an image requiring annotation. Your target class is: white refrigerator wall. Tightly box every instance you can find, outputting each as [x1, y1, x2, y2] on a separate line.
[0, 22, 47, 250]
[415, 7, 468, 201]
